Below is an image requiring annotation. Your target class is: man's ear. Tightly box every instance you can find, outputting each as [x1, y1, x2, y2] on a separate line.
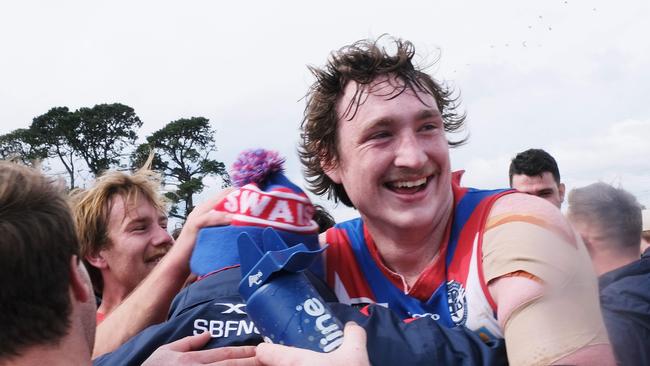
[85, 250, 108, 270]
[558, 183, 566, 203]
[69, 256, 91, 303]
[322, 160, 342, 184]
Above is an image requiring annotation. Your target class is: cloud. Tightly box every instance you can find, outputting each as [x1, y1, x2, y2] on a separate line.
[460, 119, 650, 208]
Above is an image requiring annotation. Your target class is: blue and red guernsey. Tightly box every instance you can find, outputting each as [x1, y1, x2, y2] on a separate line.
[324, 172, 513, 340]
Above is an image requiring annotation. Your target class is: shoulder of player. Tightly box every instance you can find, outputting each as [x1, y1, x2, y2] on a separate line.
[487, 192, 574, 238]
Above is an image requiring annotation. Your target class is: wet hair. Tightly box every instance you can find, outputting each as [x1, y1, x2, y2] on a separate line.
[70, 167, 166, 295]
[299, 36, 466, 207]
[509, 148, 561, 186]
[567, 182, 642, 253]
[0, 162, 79, 357]
[312, 204, 336, 232]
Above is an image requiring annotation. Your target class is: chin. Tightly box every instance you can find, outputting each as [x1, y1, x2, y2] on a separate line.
[390, 208, 437, 229]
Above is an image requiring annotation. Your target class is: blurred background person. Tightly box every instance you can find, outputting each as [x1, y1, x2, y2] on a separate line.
[567, 182, 650, 366]
[509, 148, 565, 208]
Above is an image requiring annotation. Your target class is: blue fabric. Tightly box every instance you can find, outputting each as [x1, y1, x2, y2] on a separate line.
[190, 226, 319, 276]
[93, 267, 506, 366]
[599, 249, 650, 366]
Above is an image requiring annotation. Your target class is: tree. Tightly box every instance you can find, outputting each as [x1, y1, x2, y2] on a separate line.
[0, 128, 47, 166]
[132, 117, 230, 220]
[73, 103, 142, 175]
[29, 107, 81, 188]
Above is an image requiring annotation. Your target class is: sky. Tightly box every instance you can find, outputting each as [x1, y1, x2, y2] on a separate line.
[1, 0, 649, 222]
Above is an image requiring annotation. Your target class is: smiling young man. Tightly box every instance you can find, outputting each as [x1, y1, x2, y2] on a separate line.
[72, 168, 174, 323]
[299, 38, 615, 365]
[509, 148, 565, 208]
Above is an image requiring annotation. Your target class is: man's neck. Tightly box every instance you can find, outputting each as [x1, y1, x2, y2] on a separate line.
[593, 249, 639, 276]
[3, 336, 91, 366]
[98, 280, 133, 316]
[363, 206, 452, 287]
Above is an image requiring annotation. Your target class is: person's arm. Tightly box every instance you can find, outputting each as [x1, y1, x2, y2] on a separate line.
[484, 193, 615, 365]
[93, 188, 234, 358]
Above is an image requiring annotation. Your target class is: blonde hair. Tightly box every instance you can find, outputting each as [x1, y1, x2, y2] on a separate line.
[70, 165, 167, 294]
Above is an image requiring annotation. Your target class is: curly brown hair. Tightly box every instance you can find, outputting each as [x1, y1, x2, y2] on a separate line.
[299, 37, 466, 207]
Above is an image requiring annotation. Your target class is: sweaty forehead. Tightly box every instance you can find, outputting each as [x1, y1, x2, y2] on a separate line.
[336, 76, 436, 121]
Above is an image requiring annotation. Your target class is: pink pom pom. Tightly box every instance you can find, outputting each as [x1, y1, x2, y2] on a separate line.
[230, 149, 285, 187]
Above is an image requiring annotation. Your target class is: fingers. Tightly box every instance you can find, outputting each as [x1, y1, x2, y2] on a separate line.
[192, 188, 236, 216]
[186, 346, 256, 365]
[209, 356, 260, 366]
[184, 188, 236, 231]
[340, 322, 370, 366]
[255, 323, 370, 366]
[255, 342, 303, 365]
[196, 209, 233, 229]
[167, 331, 212, 352]
[341, 322, 367, 351]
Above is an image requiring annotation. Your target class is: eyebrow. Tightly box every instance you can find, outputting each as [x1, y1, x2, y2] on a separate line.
[416, 109, 442, 120]
[123, 216, 151, 229]
[363, 108, 442, 130]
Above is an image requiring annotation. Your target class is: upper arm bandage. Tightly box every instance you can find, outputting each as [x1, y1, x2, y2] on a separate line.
[483, 213, 609, 366]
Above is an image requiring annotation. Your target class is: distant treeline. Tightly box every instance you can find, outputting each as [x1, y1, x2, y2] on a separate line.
[0, 103, 230, 220]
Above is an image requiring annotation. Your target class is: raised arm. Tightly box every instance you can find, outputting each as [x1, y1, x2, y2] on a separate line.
[92, 189, 234, 358]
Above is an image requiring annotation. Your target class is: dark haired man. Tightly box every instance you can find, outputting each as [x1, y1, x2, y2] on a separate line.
[300, 37, 614, 365]
[0, 162, 97, 364]
[509, 148, 565, 208]
[567, 182, 650, 366]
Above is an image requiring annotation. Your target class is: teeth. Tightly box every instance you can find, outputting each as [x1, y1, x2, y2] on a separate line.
[393, 177, 427, 188]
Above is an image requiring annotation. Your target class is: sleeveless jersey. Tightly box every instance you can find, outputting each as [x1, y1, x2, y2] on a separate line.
[325, 175, 513, 340]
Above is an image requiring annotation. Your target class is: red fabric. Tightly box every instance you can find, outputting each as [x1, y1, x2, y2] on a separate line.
[96, 311, 105, 324]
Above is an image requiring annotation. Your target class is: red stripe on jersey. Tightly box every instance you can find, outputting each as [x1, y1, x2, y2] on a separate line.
[446, 199, 488, 284]
[325, 228, 376, 302]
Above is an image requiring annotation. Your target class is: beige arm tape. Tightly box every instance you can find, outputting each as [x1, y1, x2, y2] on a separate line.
[483, 201, 609, 366]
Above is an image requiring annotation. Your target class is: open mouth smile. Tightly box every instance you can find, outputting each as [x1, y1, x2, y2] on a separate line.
[145, 253, 166, 264]
[385, 176, 431, 194]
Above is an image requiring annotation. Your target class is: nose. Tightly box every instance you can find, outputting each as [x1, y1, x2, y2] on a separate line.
[393, 131, 428, 169]
[152, 224, 174, 247]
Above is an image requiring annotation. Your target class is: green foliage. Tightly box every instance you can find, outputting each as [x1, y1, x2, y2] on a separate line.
[0, 128, 47, 165]
[29, 107, 81, 188]
[134, 117, 230, 219]
[3, 104, 143, 189]
[74, 103, 142, 174]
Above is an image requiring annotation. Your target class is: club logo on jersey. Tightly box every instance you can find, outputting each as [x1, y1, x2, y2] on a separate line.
[447, 280, 467, 325]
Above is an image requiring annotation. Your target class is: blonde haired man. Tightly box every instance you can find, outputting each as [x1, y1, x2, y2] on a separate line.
[71, 168, 173, 322]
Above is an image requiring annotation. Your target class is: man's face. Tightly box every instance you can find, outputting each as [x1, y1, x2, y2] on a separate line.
[511, 172, 565, 208]
[100, 194, 173, 294]
[325, 76, 453, 232]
